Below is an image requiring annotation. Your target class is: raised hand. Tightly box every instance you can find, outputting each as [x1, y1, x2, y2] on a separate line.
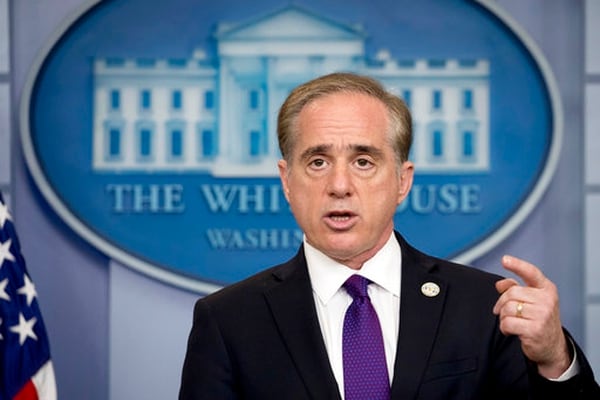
[493, 255, 571, 379]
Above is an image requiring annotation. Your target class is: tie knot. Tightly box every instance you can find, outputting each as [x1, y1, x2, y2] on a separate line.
[343, 275, 371, 300]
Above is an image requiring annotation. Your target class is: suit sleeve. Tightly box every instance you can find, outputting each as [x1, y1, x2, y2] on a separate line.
[179, 299, 237, 400]
[528, 330, 600, 399]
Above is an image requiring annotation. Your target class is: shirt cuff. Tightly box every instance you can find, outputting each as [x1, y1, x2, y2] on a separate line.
[547, 338, 580, 382]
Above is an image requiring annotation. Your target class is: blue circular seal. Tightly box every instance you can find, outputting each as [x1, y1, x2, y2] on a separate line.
[21, 0, 561, 292]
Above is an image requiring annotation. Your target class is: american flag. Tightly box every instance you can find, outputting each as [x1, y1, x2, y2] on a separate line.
[0, 193, 56, 400]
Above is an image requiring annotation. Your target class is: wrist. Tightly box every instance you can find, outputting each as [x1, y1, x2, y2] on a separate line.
[536, 335, 572, 379]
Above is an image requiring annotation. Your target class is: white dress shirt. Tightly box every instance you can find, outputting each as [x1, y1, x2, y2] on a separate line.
[305, 232, 400, 398]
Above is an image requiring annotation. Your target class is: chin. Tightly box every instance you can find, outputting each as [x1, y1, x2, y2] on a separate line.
[322, 238, 362, 258]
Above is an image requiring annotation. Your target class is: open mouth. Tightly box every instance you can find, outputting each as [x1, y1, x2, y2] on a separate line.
[328, 212, 353, 221]
[324, 211, 357, 229]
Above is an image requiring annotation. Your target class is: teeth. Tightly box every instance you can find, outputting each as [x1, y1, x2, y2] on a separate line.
[330, 215, 350, 221]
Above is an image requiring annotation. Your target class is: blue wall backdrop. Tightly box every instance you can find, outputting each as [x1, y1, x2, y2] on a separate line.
[3, 0, 598, 399]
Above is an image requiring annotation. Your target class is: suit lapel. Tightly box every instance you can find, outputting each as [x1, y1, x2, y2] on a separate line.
[264, 249, 341, 400]
[390, 234, 447, 399]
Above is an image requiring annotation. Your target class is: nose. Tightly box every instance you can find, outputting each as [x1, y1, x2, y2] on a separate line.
[327, 164, 353, 198]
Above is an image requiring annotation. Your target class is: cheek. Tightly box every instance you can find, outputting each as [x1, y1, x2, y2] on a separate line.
[288, 175, 325, 201]
[288, 190, 312, 215]
[367, 183, 403, 212]
[288, 199, 318, 233]
[370, 178, 401, 197]
[288, 184, 323, 217]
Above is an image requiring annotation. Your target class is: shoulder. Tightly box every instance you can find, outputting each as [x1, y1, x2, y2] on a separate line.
[398, 231, 501, 276]
[434, 256, 502, 286]
[195, 247, 305, 310]
[396, 231, 503, 296]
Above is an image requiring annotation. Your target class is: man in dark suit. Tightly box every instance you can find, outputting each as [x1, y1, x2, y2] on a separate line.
[180, 72, 599, 399]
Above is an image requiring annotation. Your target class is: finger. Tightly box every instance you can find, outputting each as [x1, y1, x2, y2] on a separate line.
[493, 288, 528, 316]
[493, 279, 518, 315]
[497, 299, 538, 321]
[497, 309, 535, 337]
[498, 312, 568, 369]
[492, 279, 547, 315]
[495, 278, 519, 294]
[499, 285, 548, 304]
[496, 300, 545, 338]
[501, 255, 547, 289]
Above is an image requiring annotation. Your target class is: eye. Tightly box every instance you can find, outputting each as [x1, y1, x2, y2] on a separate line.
[308, 158, 328, 170]
[354, 157, 374, 170]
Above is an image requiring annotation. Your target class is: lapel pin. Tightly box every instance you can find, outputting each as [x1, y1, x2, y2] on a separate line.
[421, 282, 440, 297]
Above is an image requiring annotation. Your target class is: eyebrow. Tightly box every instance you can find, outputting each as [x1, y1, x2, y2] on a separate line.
[353, 144, 385, 159]
[298, 143, 385, 161]
[298, 144, 331, 161]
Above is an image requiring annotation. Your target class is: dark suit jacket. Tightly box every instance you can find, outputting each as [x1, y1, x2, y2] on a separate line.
[180, 232, 599, 399]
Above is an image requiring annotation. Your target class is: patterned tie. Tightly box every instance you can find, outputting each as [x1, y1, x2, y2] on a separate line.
[342, 275, 390, 400]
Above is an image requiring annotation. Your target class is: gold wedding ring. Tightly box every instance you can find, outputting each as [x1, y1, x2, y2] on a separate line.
[516, 301, 524, 318]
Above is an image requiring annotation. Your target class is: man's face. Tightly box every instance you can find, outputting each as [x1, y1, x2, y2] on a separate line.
[278, 92, 413, 269]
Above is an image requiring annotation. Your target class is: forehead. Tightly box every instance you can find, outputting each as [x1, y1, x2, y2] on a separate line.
[293, 91, 390, 148]
[301, 91, 386, 118]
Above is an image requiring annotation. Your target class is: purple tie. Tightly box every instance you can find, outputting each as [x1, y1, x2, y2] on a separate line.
[342, 275, 390, 400]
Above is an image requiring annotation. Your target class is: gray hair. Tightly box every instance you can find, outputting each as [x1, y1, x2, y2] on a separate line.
[277, 72, 412, 165]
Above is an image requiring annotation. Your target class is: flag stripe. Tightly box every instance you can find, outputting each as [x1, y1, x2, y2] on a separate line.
[13, 380, 38, 400]
[31, 361, 57, 400]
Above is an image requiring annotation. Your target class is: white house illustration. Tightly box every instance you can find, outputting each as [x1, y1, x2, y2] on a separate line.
[92, 5, 490, 176]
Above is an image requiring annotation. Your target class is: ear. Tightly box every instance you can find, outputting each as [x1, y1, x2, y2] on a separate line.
[397, 161, 414, 205]
[278, 159, 291, 202]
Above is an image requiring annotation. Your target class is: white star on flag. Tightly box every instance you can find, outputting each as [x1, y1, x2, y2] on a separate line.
[0, 238, 16, 267]
[0, 191, 57, 398]
[0, 200, 11, 228]
[0, 278, 10, 301]
[10, 313, 38, 346]
[18, 274, 38, 306]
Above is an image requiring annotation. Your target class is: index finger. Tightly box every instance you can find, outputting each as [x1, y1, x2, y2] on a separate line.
[501, 255, 547, 289]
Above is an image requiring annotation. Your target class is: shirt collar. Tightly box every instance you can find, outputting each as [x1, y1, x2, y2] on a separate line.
[305, 232, 401, 305]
